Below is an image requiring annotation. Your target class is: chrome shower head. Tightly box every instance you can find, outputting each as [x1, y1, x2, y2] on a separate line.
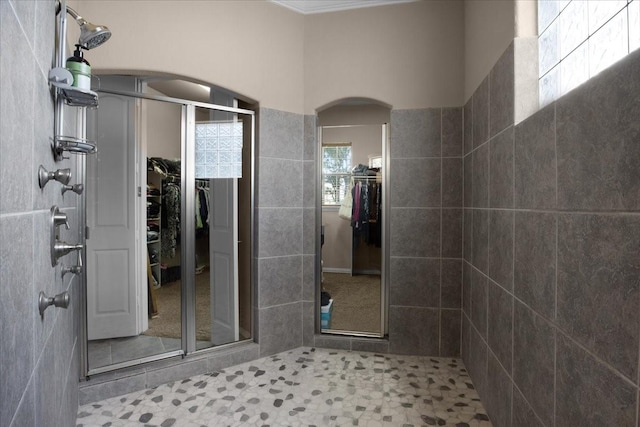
[65, 5, 112, 49]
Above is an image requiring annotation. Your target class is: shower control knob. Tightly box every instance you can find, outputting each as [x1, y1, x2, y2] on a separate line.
[38, 165, 71, 188]
[61, 183, 84, 196]
[38, 291, 70, 316]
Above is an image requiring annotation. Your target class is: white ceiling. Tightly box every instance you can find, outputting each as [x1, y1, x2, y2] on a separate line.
[270, 0, 419, 15]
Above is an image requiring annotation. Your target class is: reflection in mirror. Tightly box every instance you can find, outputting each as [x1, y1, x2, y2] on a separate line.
[85, 75, 253, 373]
[319, 103, 389, 337]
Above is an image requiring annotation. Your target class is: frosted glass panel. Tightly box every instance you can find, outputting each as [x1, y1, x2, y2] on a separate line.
[630, 1, 640, 52]
[559, 0, 588, 58]
[538, 0, 559, 34]
[589, 9, 628, 77]
[195, 121, 243, 179]
[560, 42, 589, 94]
[589, 0, 626, 34]
[539, 66, 559, 108]
[539, 21, 559, 76]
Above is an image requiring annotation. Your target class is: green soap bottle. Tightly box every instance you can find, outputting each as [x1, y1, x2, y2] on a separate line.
[66, 44, 91, 90]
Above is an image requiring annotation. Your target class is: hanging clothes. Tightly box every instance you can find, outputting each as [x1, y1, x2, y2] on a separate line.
[162, 181, 180, 259]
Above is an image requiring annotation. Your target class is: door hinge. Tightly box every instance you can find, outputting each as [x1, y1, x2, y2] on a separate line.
[85, 226, 90, 240]
[138, 186, 142, 197]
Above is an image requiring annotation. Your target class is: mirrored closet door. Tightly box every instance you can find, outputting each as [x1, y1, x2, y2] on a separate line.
[84, 76, 254, 375]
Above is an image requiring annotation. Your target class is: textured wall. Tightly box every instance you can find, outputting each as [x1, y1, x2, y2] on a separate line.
[0, 0, 81, 425]
[462, 43, 640, 427]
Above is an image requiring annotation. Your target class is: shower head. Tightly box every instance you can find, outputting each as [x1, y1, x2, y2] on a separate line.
[65, 5, 111, 49]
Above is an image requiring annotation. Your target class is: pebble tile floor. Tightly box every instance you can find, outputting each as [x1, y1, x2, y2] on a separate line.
[77, 347, 493, 427]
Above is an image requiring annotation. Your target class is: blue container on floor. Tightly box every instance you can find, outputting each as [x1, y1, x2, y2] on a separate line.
[320, 299, 333, 329]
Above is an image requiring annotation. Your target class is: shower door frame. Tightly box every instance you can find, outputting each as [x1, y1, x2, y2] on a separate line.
[82, 87, 256, 377]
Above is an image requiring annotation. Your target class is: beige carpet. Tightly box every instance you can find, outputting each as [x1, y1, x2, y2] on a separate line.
[322, 272, 381, 334]
[144, 271, 211, 341]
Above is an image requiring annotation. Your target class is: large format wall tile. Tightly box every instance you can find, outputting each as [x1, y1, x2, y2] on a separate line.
[258, 302, 302, 357]
[463, 98, 473, 156]
[488, 281, 513, 373]
[488, 209, 514, 291]
[258, 256, 302, 308]
[389, 257, 440, 307]
[441, 259, 462, 309]
[257, 208, 302, 257]
[557, 213, 640, 380]
[555, 334, 637, 427]
[259, 157, 302, 208]
[514, 103, 557, 210]
[391, 158, 441, 207]
[489, 127, 514, 209]
[485, 352, 512, 427]
[513, 302, 555, 427]
[440, 309, 461, 357]
[472, 144, 489, 208]
[388, 306, 439, 355]
[467, 323, 488, 398]
[442, 208, 462, 258]
[556, 49, 640, 211]
[442, 107, 463, 157]
[470, 268, 488, 340]
[463, 154, 472, 208]
[514, 211, 556, 319]
[512, 387, 546, 427]
[390, 208, 440, 257]
[442, 158, 463, 207]
[471, 209, 488, 274]
[390, 109, 441, 158]
[259, 108, 303, 161]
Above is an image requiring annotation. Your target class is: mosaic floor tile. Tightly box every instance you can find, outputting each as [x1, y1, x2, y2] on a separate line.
[77, 347, 493, 427]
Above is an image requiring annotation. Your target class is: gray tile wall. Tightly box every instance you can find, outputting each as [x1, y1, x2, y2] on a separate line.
[256, 108, 306, 358]
[1, 0, 81, 425]
[388, 107, 464, 357]
[462, 42, 640, 426]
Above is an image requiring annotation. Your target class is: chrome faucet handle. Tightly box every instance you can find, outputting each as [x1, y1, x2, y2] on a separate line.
[61, 183, 84, 196]
[61, 251, 83, 278]
[38, 165, 71, 188]
[52, 207, 70, 230]
[52, 241, 83, 266]
[38, 291, 70, 316]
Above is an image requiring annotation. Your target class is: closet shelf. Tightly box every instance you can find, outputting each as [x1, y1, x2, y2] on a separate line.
[147, 239, 160, 244]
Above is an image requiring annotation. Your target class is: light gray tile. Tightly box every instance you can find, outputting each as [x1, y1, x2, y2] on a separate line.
[206, 342, 260, 372]
[10, 375, 35, 427]
[490, 42, 515, 137]
[258, 208, 302, 257]
[515, 103, 556, 210]
[34, 0, 55, 76]
[514, 211, 556, 319]
[258, 255, 302, 308]
[302, 160, 315, 208]
[488, 209, 514, 292]
[259, 108, 303, 160]
[442, 158, 462, 207]
[303, 114, 317, 161]
[557, 214, 640, 380]
[388, 306, 439, 356]
[489, 127, 514, 209]
[488, 281, 513, 373]
[302, 301, 314, 347]
[258, 302, 302, 357]
[302, 254, 315, 302]
[390, 208, 440, 258]
[78, 374, 147, 406]
[472, 143, 489, 208]
[556, 334, 637, 427]
[0, 2, 34, 214]
[441, 259, 462, 309]
[389, 257, 440, 307]
[513, 301, 555, 427]
[442, 107, 463, 157]
[0, 215, 34, 423]
[302, 208, 316, 255]
[390, 109, 441, 158]
[390, 158, 441, 207]
[314, 335, 351, 351]
[258, 157, 302, 208]
[351, 338, 389, 354]
[440, 309, 461, 357]
[556, 50, 640, 211]
[8, 0, 35, 44]
[473, 77, 490, 148]
[485, 352, 512, 427]
[110, 335, 166, 365]
[35, 338, 60, 427]
[146, 358, 209, 388]
[442, 208, 462, 258]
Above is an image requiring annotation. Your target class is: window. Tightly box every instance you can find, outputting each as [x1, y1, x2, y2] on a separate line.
[538, 0, 640, 107]
[322, 144, 352, 205]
